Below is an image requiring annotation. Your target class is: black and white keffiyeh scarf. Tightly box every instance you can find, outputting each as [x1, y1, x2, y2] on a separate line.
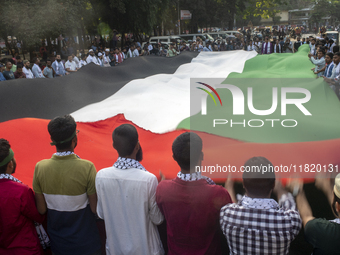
[54, 151, 74, 156]
[177, 171, 216, 185]
[0, 173, 22, 183]
[0, 173, 51, 249]
[113, 157, 147, 171]
[53, 151, 80, 158]
[241, 196, 279, 210]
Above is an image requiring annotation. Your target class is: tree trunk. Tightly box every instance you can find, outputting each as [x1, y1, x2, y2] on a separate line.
[29, 46, 35, 61]
[80, 19, 87, 50]
[121, 32, 125, 48]
[4, 37, 13, 57]
[77, 28, 83, 50]
[21, 40, 26, 60]
[57, 38, 62, 53]
[47, 37, 52, 55]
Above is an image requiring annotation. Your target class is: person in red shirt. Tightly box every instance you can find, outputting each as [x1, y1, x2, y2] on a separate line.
[156, 132, 232, 255]
[14, 64, 27, 79]
[0, 139, 45, 255]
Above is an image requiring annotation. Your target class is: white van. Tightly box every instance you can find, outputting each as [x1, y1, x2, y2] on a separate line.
[179, 33, 214, 46]
[205, 32, 234, 42]
[141, 35, 185, 50]
[149, 36, 184, 46]
[325, 31, 339, 46]
[224, 31, 243, 37]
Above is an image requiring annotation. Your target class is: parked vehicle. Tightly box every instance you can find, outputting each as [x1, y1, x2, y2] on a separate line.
[179, 33, 214, 46]
[141, 35, 185, 49]
[224, 31, 243, 37]
[149, 35, 184, 46]
[207, 32, 239, 43]
[325, 31, 339, 46]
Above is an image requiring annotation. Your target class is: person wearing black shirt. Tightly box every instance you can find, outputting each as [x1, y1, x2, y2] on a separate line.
[2, 61, 15, 80]
[293, 36, 303, 53]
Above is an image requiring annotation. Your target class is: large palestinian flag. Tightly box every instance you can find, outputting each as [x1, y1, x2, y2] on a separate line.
[1, 45, 339, 186]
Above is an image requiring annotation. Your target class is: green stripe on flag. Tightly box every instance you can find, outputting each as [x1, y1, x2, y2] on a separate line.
[228, 44, 315, 78]
[177, 45, 340, 143]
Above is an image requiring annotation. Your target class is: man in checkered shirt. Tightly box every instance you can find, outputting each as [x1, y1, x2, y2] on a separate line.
[220, 157, 302, 255]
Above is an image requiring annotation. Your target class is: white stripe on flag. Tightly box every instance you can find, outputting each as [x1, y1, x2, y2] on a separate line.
[71, 51, 257, 133]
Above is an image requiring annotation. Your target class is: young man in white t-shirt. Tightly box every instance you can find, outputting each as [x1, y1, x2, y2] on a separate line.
[65, 55, 78, 72]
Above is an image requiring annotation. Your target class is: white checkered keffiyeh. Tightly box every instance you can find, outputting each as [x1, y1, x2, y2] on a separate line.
[53, 151, 81, 159]
[113, 157, 147, 171]
[177, 171, 215, 185]
[0, 173, 22, 183]
[54, 151, 75, 156]
[220, 195, 302, 255]
[0, 173, 51, 249]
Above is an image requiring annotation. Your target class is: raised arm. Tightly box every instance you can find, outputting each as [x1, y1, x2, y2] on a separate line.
[315, 176, 334, 205]
[224, 175, 237, 203]
[288, 179, 314, 227]
[274, 180, 296, 211]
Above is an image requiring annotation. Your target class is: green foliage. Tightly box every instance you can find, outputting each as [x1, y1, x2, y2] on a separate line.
[0, 0, 96, 49]
[242, 0, 286, 19]
[310, 0, 340, 24]
[89, 0, 168, 35]
[0, 0, 293, 49]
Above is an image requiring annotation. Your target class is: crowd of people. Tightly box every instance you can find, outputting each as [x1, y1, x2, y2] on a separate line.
[2, 32, 340, 100]
[0, 38, 198, 82]
[0, 44, 138, 81]
[242, 33, 340, 98]
[1, 114, 340, 254]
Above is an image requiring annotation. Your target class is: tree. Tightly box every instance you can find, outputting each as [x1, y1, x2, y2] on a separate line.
[310, 0, 340, 28]
[89, 0, 170, 45]
[0, 0, 96, 58]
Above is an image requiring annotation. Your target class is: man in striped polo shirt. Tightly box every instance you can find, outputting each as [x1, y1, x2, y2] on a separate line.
[33, 115, 101, 255]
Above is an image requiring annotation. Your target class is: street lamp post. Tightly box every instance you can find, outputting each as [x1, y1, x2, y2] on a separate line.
[178, 0, 180, 34]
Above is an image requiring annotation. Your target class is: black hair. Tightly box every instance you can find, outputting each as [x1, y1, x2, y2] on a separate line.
[0, 139, 11, 174]
[242, 157, 275, 197]
[318, 49, 325, 55]
[46, 59, 51, 63]
[32, 57, 38, 64]
[172, 132, 202, 171]
[332, 192, 340, 218]
[112, 124, 138, 157]
[333, 46, 339, 54]
[335, 52, 340, 57]
[48, 115, 77, 150]
[326, 52, 334, 59]
[17, 63, 23, 69]
[15, 56, 21, 60]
